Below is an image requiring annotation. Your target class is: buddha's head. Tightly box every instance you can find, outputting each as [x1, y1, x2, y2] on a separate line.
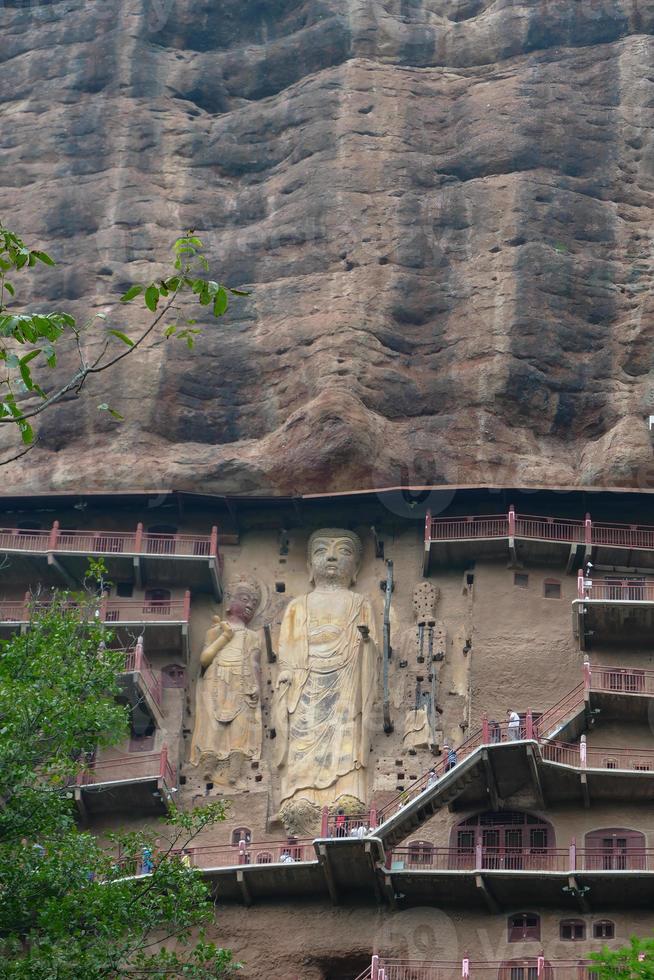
[224, 577, 261, 625]
[308, 529, 362, 589]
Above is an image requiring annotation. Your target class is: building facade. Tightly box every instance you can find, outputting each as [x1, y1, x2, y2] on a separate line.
[2, 487, 654, 979]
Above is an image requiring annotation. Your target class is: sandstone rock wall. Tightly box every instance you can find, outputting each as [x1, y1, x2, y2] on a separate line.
[1, 0, 653, 494]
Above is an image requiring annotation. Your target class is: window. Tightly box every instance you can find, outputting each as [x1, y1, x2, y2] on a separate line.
[585, 828, 646, 871]
[593, 920, 615, 939]
[162, 664, 186, 689]
[560, 919, 585, 941]
[255, 851, 272, 864]
[603, 758, 618, 770]
[143, 588, 171, 614]
[514, 573, 529, 589]
[116, 581, 134, 598]
[544, 579, 561, 599]
[231, 828, 251, 846]
[129, 729, 155, 752]
[508, 913, 540, 942]
[407, 841, 434, 867]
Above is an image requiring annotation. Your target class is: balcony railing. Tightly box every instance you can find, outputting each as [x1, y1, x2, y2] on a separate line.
[77, 746, 176, 787]
[588, 662, 654, 696]
[359, 957, 600, 980]
[425, 506, 654, 554]
[121, 639, 162, 710]
[0, 593, 191, 627]
[181, 838, 315, 869]
[388, 843, 654, 873]
[0, 523, 219, 561]
[577, 575, 654, 602]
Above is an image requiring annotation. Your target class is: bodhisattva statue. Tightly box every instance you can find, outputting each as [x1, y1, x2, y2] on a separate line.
[272, 529, 378, 832]
[190, 578, 262, 787]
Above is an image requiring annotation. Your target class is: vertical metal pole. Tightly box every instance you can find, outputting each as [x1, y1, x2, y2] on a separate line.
[383, 560, 394, 734]
[428, 621, 437, 749]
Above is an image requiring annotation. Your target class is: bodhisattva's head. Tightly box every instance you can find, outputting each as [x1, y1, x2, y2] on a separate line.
[224, 578, 261, 625]
[308, 529, 362, 589]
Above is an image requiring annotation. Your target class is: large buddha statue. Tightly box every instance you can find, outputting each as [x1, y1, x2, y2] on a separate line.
[272, 529, 378, 830]
[190, 578, 262, 787]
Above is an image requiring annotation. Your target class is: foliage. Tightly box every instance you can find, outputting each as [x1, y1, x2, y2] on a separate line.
[0, 224, 247, 455]
[590, 936, 653, 978]
[0, 580, 237, 978]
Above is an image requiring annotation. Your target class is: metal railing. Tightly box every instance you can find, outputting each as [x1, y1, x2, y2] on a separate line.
[0, 593, 191, 626]
[183, 838, 315, 869]
[388, 842, 654, 874]
[426, 506, 654, 555]
[0, 522, 219, 561]
[363, 957, 600, 980]
[122, 639, 162, 710]
[589, 663, 654, 696]
[577, 576, 654, 602]
[77, 746, 176, 787]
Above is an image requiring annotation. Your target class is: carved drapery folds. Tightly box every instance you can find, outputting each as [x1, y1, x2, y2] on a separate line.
[190, 578, 263, 787]
[272, 529, 378, 833]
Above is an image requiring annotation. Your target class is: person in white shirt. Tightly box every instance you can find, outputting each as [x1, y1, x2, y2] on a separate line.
[507, 709, 521, 741]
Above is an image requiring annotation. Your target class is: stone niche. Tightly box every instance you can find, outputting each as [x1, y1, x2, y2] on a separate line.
[180, 521, 465, 842]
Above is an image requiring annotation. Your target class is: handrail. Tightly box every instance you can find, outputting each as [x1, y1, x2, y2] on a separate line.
[122, 640, 162, 709]
[368, 958, 598, 980]
[426, 507, 654, 553]
[187, 838, 315, 869]
[388, 843, 654, 873]
[0, 595, 191, 625]
[0, 523, 220, 560]
[77, 749, 175, 786]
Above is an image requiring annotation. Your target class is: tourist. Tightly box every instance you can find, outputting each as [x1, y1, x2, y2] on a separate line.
[446, 745, 457, 771]
[507, 709, 521, 740]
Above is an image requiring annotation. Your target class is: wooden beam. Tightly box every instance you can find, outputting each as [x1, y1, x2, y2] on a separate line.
[475, 874, 500, 913]
[47, 552, 79, 588]
[481, 750, 500, 811]
[526, 745, 545, 808]
[580, 772, 591, 809]
[318, 844, 339, 905]
[382, 874, 397, 909]
[236, 869, 252, 907]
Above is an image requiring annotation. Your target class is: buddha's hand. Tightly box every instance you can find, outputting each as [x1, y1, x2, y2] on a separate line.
[276, 670, 292, 690]
[245, 689, 259, 707]
[219, 621, 234, 641]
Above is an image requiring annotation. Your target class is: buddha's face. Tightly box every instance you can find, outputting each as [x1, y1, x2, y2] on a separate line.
[225, 585, 258, 624]
[309, 535, 359, 588]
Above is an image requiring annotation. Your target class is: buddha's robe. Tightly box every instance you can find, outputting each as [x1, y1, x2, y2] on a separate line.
[273, 589, 378, 807]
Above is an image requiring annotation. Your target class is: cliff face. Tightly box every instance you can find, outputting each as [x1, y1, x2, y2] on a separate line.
[1, 0, 653, 495]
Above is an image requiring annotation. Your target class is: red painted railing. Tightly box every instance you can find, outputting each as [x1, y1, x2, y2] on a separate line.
[577, 574, 654, 602]
[122, 638, 162, 710]
[185, 838, 315, 869]
[321, 808, 378, 838]
[0, 522, 219, 561]
[589, 663, 654, 696]
[426, 507, 654, 554]
[389, 843, 654, 873]
[77, 748, 176, 787]
[0, 593, 191, 626]
[364, 958, 599, 980]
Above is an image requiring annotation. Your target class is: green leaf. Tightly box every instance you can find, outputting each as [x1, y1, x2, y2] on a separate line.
[98, 403, 125, 420]
[19, 419, 34, 444]
[108, 330, 134, 347]
[4, 282, 14, 297]
[144, 285, 159, 313]
[120, 284, 144, 303]
[31, 249, 56, 266]
[213, 287, 228, 317]
[229, 288, 251, 296]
